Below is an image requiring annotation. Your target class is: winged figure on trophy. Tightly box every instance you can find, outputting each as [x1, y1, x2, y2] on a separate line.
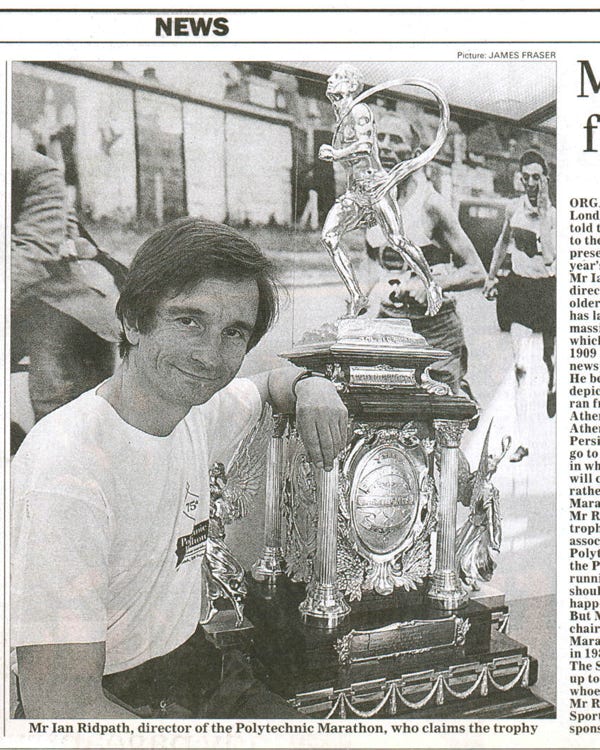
[456, 422, 512, 590]
[319, 64, 449, 317]
[202, 406, 272, 626]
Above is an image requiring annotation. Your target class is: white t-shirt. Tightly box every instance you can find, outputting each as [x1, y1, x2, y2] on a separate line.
[11, 378, 261, 675]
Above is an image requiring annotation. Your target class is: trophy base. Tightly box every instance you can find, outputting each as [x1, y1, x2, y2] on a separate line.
[284, 317, 450, 380]
[245, 577, 554, 719]
[202, 610, 254, 651]
[282, 316, 479, 424]
[428, 588, 470, 610]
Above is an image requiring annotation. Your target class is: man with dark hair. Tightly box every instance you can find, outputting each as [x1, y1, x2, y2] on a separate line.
[115, 218, 279, 356]
[11, 217, 348, 719]
[484, 149, 556, 462]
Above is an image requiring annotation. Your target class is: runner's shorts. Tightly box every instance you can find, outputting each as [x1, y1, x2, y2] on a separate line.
[502, 272, 556, 335]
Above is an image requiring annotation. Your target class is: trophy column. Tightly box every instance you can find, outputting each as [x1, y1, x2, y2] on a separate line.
[299, 459, 350, 627]
[251, 415, 287, 583]
[428, 419, 470, 610]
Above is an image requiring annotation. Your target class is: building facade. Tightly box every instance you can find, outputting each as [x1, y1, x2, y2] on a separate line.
[12, 60, 556, 252]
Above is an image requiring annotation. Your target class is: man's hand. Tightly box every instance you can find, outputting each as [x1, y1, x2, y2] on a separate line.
[251, 368, 348, 470]
[389, 274, 428, 306]
[294, 377, 348, 471]
[483, 276, 498, 300]
[318, 144, 334, 162]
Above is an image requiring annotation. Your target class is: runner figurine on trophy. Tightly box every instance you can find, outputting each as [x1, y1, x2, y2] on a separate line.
[318, 64, 448, 318]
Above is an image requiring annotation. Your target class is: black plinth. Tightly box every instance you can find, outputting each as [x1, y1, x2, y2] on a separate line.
[245, 577, 555, 719]
[282, 319, 478, 424]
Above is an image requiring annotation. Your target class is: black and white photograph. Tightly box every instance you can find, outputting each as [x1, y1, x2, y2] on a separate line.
[9, 57, 556, 725]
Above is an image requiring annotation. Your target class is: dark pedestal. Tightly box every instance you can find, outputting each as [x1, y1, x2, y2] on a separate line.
[244, 577, 555, 719]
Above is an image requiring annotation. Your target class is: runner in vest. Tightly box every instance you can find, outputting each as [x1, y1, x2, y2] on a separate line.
[484, 149, 556, 462]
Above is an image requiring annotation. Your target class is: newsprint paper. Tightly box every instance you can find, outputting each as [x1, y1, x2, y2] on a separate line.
[3, 2, 600, 748]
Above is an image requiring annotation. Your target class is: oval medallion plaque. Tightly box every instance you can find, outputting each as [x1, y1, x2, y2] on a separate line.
[349, 444, 419, 556]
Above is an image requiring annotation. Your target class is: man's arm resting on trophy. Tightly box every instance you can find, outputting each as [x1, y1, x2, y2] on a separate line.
[17, 642, 137, 719]
[430, 195, 486, 292]
[250, 368, 348, 471]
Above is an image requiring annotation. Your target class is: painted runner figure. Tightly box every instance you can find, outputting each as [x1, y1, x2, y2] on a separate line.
[362, 114, 485, 401]
[319, 64, 448, 317]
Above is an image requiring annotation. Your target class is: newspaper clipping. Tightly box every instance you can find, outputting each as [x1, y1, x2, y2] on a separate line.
[2, 2, 599, 748]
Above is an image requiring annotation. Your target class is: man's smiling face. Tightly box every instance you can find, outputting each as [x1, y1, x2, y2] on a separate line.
[127, 275, 259, 414]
